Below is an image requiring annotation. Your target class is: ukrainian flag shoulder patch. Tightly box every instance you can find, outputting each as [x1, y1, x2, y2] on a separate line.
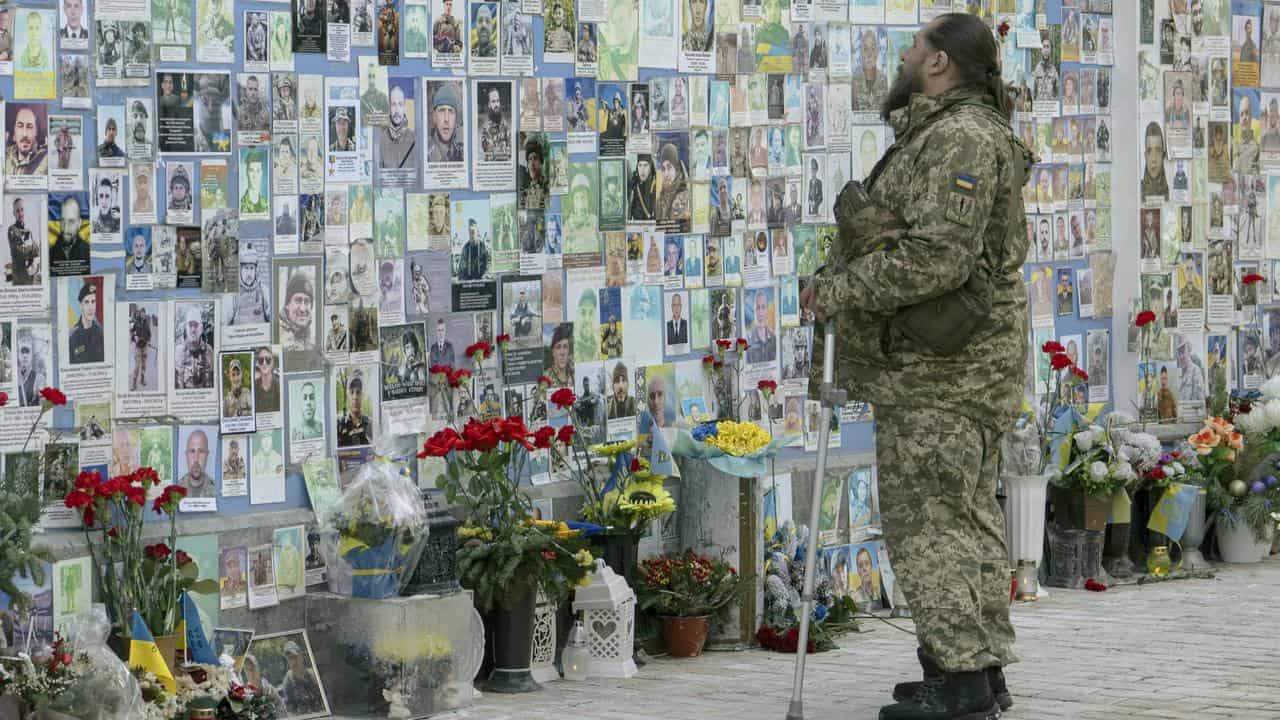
[952, 173, 977, 193]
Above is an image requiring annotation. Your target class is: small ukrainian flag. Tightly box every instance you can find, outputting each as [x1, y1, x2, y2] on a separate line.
[129, 611, 176, 692]
[954, 174, 977, 192]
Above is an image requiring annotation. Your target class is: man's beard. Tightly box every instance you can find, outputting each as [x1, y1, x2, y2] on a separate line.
[488, 107, 502, 123]
[880, 62, 919, 122]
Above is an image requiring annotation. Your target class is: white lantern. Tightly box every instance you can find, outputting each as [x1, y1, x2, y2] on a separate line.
[529, 589, 559, 683]
[570, 559, 638, 679]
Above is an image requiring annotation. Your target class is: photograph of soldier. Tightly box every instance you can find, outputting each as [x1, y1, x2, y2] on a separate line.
[852, 27, 887, 112]
[66, 278, 104, 365]
[222, 437, 246, 481]
[543, 0, 574, 55]
[194, 73, 232, 153]
[167, 163, 193, 212]
[328, 107, 356, 152]
[174, 302, 215, 389]
[471, 2, 497, 59]
[236, 73, 271, 139]
[426, 81, 465, 162]
[335, 367, 373, 447]
[90, 173, 121, 236]
[221, 354, 255, 419]
[278, 262, 320, 369]
[14, 328, 48, 406]
[177, 426, 216, 498]
[381, 323, 428, 400]
[0, 10, 11, 63]
[127, 303, 157, 391]
[477, 81, 512, 162]
[606, 360, 637, 420]
[358, 57, 389, 126]
[518, 133, 549, 209]
[5, 197, 41, 286]
[325, 310, 349, 352]
[245, 11, 268, 65]
[273, 74, 298, 125]
[405, 1, 428, 55]
[48, 192, 90, 277]
[655, 136, 691, 232]
[131, 163, 154, 216]
[682, 0, 713, 52]
[125, 227, 150, 274]
[503, 3, 531, 57]
[432, 0, 463, 53]
[60, 55, 90, 104]
[5, 103, 48, 178]
[60, 0, 89, 48]
[228, 245, 271, 326]
[629, 154, 656, 222]
[378, 78, 417, 180]
[292, 0, 325, 54]
[290, 379, 325, 441]
[455, 217, 492, 280]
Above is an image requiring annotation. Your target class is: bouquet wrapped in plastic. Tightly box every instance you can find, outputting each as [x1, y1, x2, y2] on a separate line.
[673, 420, 793, 478]
[320, 455, 428, 598]
[39, 605, 144, 718]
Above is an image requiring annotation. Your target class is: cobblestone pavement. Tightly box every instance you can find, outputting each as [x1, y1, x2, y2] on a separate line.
[441, 558, 1280, 720]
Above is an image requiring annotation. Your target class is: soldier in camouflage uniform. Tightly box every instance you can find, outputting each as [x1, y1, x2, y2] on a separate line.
[175, 304, 215, 389]
[479, 85, 511, 161]
[801, 14, 1033, 720]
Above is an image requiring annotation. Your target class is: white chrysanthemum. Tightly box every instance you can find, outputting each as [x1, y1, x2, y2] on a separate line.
[1109, 410, 1137, 425]
[1262, 376, 1280, 401]
[1089, 461, 1109, 479]
[1172, 461, 1185, 475]
[1075, 430, 1095, 451]
[1264, 398, 1280, 432]
[1113, 463, 1137, 481]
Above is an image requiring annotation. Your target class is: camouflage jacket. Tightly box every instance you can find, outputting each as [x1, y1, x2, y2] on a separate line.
[814, 86, 1035, 431]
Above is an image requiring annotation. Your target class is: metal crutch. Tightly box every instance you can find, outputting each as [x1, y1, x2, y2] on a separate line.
[786, 318, 845, 720]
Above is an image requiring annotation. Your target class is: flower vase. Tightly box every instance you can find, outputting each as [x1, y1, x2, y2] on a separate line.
[479, 591, 542, 693]
[593, 530, 640, 587]
[661, 616, 710, 658]
[1067, 490, 1111, 532]
[152, 634, 180, 677]
[1180, 490, 1210, 571]
[1102, 522, 1135, 579]
[1002, 473, 1051, 590]
[1215, 517, 1270, 563]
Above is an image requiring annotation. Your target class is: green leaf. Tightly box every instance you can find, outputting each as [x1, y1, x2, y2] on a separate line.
[188, 578, 220, 595]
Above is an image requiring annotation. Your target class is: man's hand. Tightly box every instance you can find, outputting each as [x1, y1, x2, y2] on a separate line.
[799, 282, 826, 322]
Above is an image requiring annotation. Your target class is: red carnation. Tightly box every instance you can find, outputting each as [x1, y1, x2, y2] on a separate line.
[175, 550, 193, 567]
[73, 470, 101, 491]
[419, 427, 469, 457]
[429, 364, 451, 381]
[713, 360, 724, 370]
[496, 333, 511, 348]
[1050, 352, 1073, 370]
[550, 387, 576, 409]
[230, 685, 247, 701]
[537, 375, 552, 388]
[447, 368, 472, 388]
[630, 457, 641, 472]
[464, 340, 494, 361]
[997, 20, 1010, 38]
[497, 416, 534, 449]
[39, 387, 67, 406]
[145, 543, 172, 561]
[1041, 340, 1065, 354]
[64, 489, 93, 511]
[532, 425, 556, 449]
[133, 467, 161, 487]
[702, 354, 715, 365]
[1071, 366, 1089, 382]
[461, 419, 501, 452]
[1242, 273, 1265, 285]
[1150, 466, 1166, 480]
[735, 338, 749, 350]
[152, 484, 187, 514]
[0, 391, 7, 407]
[557, 425, 576, 445]
[715, 339, 732, 350]
[1135, 310, 1157, 327]
[757, 379, 778, 396]
[1084, 578, 1107, 592]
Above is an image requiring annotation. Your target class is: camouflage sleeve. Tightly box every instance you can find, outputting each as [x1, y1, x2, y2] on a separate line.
[817, 129, 1001, 314]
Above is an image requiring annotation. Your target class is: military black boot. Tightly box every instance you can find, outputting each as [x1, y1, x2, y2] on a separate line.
[894, 649, 1012, 712]
[879, 667, 1001, 720]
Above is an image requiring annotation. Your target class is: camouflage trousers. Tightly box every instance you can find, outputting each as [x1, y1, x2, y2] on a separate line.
[874, 405, 1018, 672]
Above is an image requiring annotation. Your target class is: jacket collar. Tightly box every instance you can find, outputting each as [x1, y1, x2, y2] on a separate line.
[888, 85, 1005, 139]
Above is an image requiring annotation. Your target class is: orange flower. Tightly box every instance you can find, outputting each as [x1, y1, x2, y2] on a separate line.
[1207, 416, 1235, 438]
[1227, 431, 1244, 450]
[1188, 428, 1220, 454]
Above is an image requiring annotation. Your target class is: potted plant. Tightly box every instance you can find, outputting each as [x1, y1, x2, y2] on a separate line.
[544, 387, 677, 582]
[633, 551, 751, 658]
[420, 398, 594, 693]
[62, 467, 218, 666]
[1200, 388, 1280, 561]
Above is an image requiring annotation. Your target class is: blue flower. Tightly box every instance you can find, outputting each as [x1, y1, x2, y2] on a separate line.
[812, 604, 828, 621]
[691, 422, 720, 441]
